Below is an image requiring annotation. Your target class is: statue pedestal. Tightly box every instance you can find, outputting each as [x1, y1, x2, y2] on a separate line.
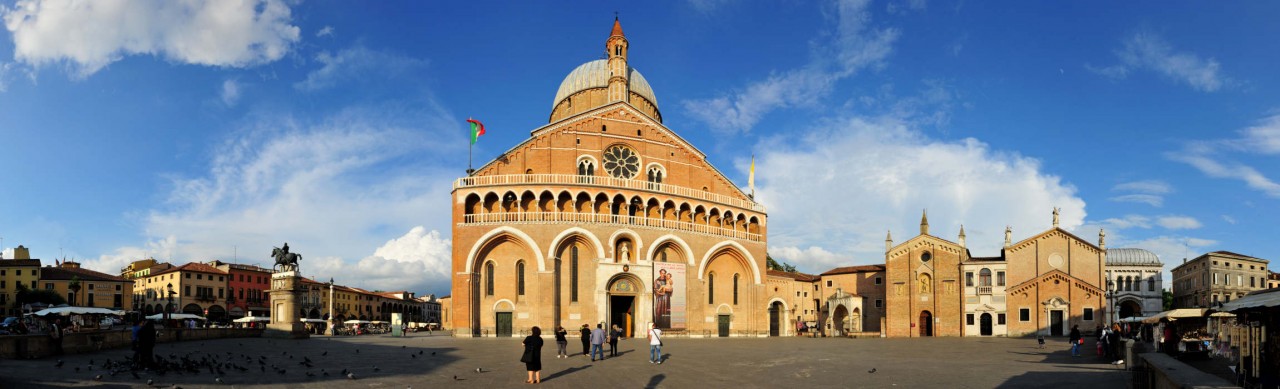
[265, 271, 310, 339]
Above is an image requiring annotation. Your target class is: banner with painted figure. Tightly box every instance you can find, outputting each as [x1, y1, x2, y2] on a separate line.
[653, 262, 686, 329]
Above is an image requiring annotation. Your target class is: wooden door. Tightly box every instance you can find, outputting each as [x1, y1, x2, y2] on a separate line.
[496, 312, 513, 337]
[718, 315, 730, 337]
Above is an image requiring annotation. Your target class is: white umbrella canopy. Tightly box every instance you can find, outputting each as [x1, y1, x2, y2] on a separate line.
[344, 320, 371, 324]
[145, 313, 207, 321]
[28, 306, 125, 316]
[233, 316, 270, 323]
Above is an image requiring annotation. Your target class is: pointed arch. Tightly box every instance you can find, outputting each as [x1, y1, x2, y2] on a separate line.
[697, 240, 762, 284]
[607, 229, 644, 258]
[464, 226, 546, 273]
[645, 234, 694, 265]
[547, 227, 606, 261]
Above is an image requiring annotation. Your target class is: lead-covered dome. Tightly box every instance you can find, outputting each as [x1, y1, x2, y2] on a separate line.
[1107, 248, 1163, 266]
[552, 60, 658, 110]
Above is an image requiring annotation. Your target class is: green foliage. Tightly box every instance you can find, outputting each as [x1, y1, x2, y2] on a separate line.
[14, 285, 67, 309]
[765, 254, 798, 273]
[1162, 289, 1173, 311]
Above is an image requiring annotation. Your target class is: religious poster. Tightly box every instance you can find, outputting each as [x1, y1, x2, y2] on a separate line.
[653, 262, 686, 329]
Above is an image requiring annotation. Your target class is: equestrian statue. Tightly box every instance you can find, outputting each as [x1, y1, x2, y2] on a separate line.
[272, 242, 302, 272]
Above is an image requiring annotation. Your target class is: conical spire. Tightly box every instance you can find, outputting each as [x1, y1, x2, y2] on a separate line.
[919, 209, 929, 235]
[958, 225, 966, 248]
[611, 17, 625, 37]
[885, 230, 893, 252]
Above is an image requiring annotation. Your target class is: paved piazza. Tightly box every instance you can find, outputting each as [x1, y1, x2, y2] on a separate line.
[1, 334, 1129, 388]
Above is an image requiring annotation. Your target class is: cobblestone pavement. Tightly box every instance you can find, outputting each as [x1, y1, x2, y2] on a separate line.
[1, 334, 1129, 388]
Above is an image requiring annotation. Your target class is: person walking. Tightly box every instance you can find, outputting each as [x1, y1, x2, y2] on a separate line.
[608, 324, 621, 357]
[1068, 325, 1082, 357]
[521, 326, 543, 384]
[646, 322, 662, 364]
[130, 320, 143, 367]
[49, 319, 64, 356]
[554, 326, 568, 358]
[590, 324, 606, 361]
[1109, 323, 1125, 365]
[579, 324, 591, 356]
[138, 320, 156, 369]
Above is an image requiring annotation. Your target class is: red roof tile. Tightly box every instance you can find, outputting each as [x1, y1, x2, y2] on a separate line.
[152, 262, 227, 277]
[40, 266, 130, 282]
[820, 264, 886, 276]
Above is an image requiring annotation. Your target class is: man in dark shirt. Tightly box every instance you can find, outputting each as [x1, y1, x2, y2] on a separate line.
[579, 324, 591, 356]
[609, 325, 622, 357]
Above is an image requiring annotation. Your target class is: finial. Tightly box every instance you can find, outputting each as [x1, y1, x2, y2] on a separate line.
[919, 209, 929, 235]
[1052, 207, 1060, 228]
[885, 230, 893, 252]
[958, 225, 967, 248]
[1004, 225, 1012, 248]
[1099, 228, 1107, 248]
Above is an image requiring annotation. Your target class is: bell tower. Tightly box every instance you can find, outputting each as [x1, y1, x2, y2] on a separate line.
[606, 17, 630, 102]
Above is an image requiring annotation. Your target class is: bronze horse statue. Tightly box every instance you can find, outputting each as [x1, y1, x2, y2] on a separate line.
[272, 246, 302, 272]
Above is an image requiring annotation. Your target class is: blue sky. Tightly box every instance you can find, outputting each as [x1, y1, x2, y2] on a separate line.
[2, 0, 1278, 296]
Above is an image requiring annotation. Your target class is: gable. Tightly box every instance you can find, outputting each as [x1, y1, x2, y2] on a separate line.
[1006, 269, 1103, 296]
[1006, 228, 1102, 254]
[887, 234, 965, 260]
[470, 102, 759, 206]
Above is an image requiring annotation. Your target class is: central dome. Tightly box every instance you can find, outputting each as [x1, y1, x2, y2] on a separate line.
[552, 59, 659, 110]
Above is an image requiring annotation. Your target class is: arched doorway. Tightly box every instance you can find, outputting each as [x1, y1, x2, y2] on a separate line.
[607, 276, 640, 338]
[768, 301, 784, 336]
[309, 309, 321, 319]
[919, 310, 933, 337]
[206, 305, 226, 322]
[1119, 300, 1142, 319]
[182, 304, 202, 315]
[832, 305, 849, 337]
[980, 313, 993, 336]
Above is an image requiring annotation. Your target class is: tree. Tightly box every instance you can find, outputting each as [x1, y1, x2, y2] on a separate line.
[765, 254, 798, 273]
[68, 276, 82, 306]
[1162, 289, 1173, 311]
[13, 283, 67, 310]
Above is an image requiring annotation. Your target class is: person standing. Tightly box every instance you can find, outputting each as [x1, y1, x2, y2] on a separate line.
[590, 324, 606, 361]
[521, 326, 543, 384]
[130, 320, 143, 367]
[608, 324, 621, 357]
[554, 326, 568, 358]
[579, 324, 591, 356]
[1109, 323, 1125, 365]
[49, 319, 64, 356]
[1069, 325, 1082, 357]
[138, 320, 156, 369]
[647, 322, 662, 364]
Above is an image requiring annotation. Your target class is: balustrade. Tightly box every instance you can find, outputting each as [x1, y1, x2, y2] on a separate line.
[455, 174, 766, 212]
[461, 211, 762, 242]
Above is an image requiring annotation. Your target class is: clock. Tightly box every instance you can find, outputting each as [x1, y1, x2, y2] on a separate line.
[603, 145, 640, 179]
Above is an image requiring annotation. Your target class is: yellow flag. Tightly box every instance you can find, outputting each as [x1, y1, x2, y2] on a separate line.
[748, 155, 756, 195]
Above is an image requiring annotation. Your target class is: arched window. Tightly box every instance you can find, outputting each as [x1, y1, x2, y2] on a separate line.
[1148, 277, 1156, 292]
[578, 160, 595, 176]
[484, 261, 495, 296]
[708, 273, 715, 304]
[1116, 276, 1123, 291]
[979, 269, 992, 287]
[1126, 276, 1133, 291]
[733, 274, 740, 305]
[660, 250, 668, 262]
[570, 246, 579, 302]
[517, 261, 525, 296]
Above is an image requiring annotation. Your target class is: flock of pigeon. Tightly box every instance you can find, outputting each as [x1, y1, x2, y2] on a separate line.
[42, 339, 468, 387]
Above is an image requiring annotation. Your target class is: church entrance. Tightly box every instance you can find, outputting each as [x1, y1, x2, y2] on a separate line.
[607, 276, 639, 338]
[919, 311, 933, 337]
[980, 313, 993, 336]
[609, 295, 635, 338]
[1049, 310, 1064, 336]
[718, 315, 731, 337]
[769, 302, 782, 336]
[495, 312, 512, 337]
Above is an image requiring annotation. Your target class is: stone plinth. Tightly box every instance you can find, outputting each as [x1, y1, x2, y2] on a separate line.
[265, 271, 310, 339]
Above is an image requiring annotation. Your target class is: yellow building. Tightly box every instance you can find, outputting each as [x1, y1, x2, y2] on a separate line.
[1, 245, 42, 316]
[38, 261, 133, 310]
[136, 262, 229, 321]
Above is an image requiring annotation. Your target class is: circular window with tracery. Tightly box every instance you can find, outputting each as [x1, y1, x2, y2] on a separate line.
[603, 145, 640, 179]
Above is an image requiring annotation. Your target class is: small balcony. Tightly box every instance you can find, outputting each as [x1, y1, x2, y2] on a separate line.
[194, 295, 217, 302]
[977, 286, 993, 295]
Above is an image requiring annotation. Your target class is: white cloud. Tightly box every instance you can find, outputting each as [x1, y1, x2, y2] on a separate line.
[687, 0, 732, 13]
[80, 103, 464, 295]
[1221, 215, 1236, 225]
[1087, 31, 1228, 92]
[757, 115, 1086, 272]
[220, 79, 241, 107]
[1168, 113, 1280, 198]
[1, 0, 300, 78]
[1113, 180, 1172, 195]
[1108, 194, 1163, 207]
[1101, 215, 1151, 230]
[295, 45, 428, 92]
[316, 25, 334, 38]
[1156, 215, 1201, 230]
[1121, 235, 1218, 290]
[682, 0, 898, 134]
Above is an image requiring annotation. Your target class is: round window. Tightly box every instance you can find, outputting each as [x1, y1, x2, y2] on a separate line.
[921, 252, 932, 262]
[603, 145, 640, 179]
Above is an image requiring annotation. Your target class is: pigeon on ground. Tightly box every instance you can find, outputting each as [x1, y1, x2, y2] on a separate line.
[411, 354, 416, 359]
[431, 352, 436, 356]
[868, 368, 877, 373]
[347, 372, 356, 380]
[453, 375, 464, 381]
[75, 367, 80, 373]
[475, 368, 483, 373]
[374, 366, 380, 372]
[215, 377, 225, 384]
[147, 379, 154, 385]
[94, 374, 103, 381]
[55, 360, 64, 368]
[321, 351, 328, 356]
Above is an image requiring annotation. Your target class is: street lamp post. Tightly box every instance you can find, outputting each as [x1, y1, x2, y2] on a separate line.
[166, 283, 175, 323]
[328, 278, 335, 336]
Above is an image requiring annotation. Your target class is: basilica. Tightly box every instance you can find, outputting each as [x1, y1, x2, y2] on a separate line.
[449, 19, 773, 337]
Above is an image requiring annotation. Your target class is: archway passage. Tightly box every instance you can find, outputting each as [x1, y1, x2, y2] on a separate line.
[206, 305, 227, 322]
[182, 304, 203, 315]
[980, 313, 993, 336]
[1119, 300, 1142, 319]
[769, 302, 783, 336]
[919, 310, 933, 337]
[833, 305, 849, 337]
[608, 276, 639, 337]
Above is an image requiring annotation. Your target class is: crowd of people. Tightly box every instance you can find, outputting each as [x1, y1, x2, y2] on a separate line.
[522, 322, 664, 384]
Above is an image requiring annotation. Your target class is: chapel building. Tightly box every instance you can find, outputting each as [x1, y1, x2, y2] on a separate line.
[449, 19, 774, 337]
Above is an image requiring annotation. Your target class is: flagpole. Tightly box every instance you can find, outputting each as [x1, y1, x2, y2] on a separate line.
[467, 117, 475, 176]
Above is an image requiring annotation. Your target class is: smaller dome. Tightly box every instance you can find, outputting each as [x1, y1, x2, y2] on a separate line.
[1107, 248, 1163, 266]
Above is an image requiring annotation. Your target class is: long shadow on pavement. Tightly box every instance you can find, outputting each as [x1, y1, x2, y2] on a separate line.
[542, 364, 592, 382]
[645, 373, 666, 389]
